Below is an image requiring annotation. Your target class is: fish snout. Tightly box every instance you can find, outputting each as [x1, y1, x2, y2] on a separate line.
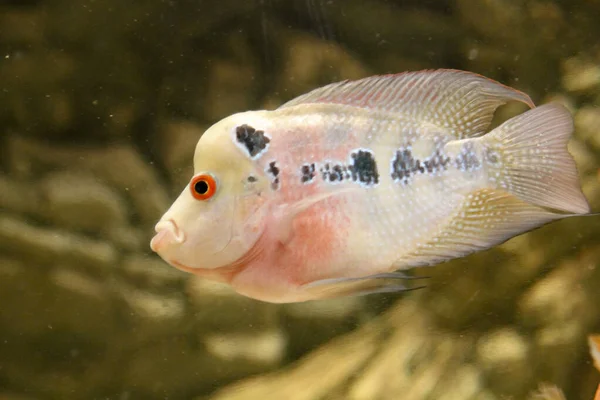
[150, 219, 186, 253]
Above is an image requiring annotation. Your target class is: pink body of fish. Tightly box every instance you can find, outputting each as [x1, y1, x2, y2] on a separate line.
[150, 69, 590, 303]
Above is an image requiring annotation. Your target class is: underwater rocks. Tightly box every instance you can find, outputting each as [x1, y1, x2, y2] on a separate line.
[562, 56, 600, 93]
[575, 106, 600, 153]
[281, 297, 368, 359]
[187, 277, 280, 334]
[121, 254, 187, 289]
[207, 300, 487, 400]
[0, 174, 41, 216]
[0, 213, 117, 271]
[476, 328, 532, 396]
[4, 135, 170, 225]
[517, 247, 600, 389]
[40, 171, 129, 233]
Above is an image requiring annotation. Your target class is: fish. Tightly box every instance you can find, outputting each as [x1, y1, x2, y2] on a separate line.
[150, 69, 591, 303]
[591, 335, 600, 400]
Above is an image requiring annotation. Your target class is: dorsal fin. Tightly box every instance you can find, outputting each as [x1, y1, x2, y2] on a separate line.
[279, 69, 535, 139]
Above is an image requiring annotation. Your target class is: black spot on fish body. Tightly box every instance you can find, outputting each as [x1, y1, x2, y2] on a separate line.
[415, 159, 425, 174]
[267, 161, 280, 190]
[310, 150, 379, 187]
[301, 163, 316, 183]
[319, 162, 353, 184]
[236, 124, 270, 158]
[423, 150, 451, 174]
[320, 163, 331, 181]
[268, 161, 279, 177]
[349, 149, 379, 185]
[391, 147, 451, 184]
[333, 165, 345, 181]
[391, 149, 417, 182]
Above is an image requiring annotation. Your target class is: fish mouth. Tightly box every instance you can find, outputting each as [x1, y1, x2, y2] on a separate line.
[155, 219, 185, 242]
[150, 219, 186, 253]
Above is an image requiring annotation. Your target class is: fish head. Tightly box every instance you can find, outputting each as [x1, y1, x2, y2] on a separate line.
[150, 111, 273, 271]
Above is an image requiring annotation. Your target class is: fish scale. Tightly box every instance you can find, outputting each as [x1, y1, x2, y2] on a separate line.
[259, 109, 465, 268]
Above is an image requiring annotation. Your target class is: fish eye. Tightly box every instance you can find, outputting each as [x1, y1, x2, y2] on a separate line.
[190, 174, 217, 200]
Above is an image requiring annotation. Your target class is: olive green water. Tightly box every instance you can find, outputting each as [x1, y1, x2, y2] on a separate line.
[0, 1, 599, 399]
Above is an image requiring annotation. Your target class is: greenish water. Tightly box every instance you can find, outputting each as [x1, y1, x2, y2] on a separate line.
[0, 1, 599, 399]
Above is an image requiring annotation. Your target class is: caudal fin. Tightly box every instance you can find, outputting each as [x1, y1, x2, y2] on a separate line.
[483, 103, 590, 214]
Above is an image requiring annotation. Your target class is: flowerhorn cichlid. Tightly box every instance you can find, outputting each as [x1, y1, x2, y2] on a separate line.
[150, 69, 591, 304]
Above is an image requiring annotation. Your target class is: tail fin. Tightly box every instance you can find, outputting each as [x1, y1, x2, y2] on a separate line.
[482, 103, 590, 214]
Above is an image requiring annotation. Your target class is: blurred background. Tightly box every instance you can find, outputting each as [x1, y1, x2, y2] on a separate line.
[0, 0, 599, 399]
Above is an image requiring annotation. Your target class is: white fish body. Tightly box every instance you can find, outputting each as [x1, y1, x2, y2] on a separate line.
[150, 69, 590, 303]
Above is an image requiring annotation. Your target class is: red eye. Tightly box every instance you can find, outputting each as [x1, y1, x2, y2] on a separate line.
[190, 174, 217, 200]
